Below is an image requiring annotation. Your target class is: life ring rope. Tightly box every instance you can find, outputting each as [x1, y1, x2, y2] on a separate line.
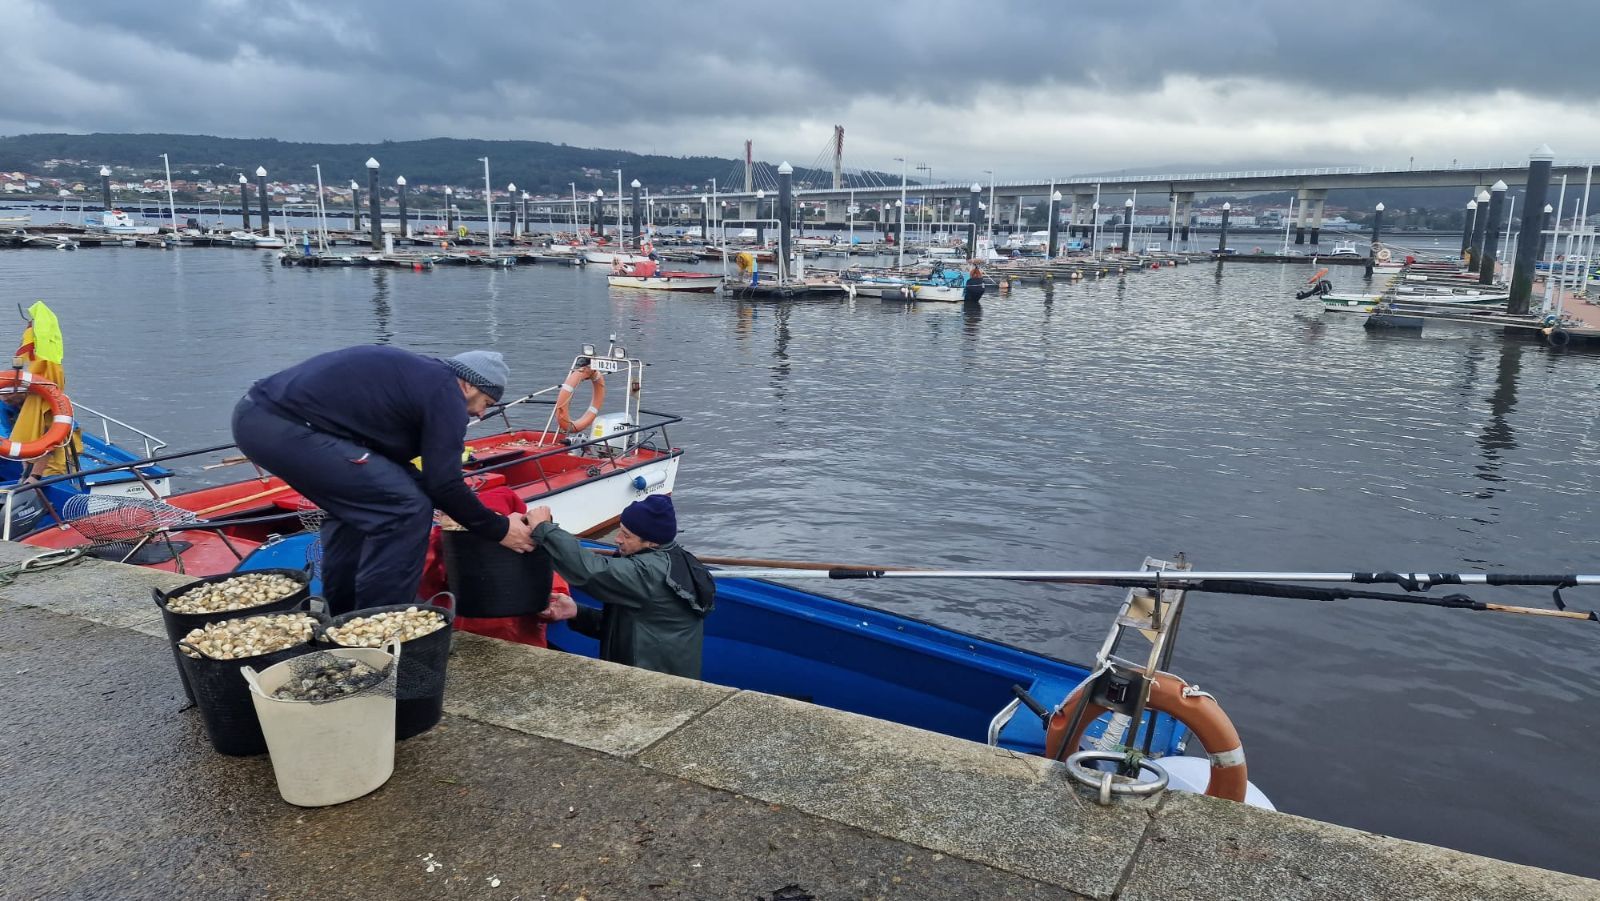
[554, 366, 607, 433]
[0, 370, 75, 460]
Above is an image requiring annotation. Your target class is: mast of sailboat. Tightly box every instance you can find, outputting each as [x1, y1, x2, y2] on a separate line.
[1545, 175, 1567, 313]
[160, 153, 177, 234]
[479, 157, 493, 254]
[615, 169, 624, 250]
[1282, 196, 1295, 252]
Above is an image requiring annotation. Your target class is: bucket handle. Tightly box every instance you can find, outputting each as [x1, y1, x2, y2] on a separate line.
[240, 664, 263, 696]
[177, 639, 205, 659]
[426, 591, 455, 613]
[152, 586, 169, 610]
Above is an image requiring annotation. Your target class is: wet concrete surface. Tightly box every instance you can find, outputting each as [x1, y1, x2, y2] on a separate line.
[0, 605, 1071, 900]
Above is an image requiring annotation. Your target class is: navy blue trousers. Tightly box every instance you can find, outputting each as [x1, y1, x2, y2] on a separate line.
[231, 396, 432, 615]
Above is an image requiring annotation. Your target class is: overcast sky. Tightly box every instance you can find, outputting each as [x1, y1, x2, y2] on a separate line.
[9, 0, 1599, 180]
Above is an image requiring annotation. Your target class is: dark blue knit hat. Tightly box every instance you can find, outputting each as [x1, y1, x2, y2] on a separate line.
[620, 495, 676, 544]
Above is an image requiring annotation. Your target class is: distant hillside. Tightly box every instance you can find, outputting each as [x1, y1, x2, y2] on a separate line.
[0, 133, 894, 195]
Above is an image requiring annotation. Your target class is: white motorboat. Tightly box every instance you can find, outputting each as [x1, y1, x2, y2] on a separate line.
[84, 210, 158, 236]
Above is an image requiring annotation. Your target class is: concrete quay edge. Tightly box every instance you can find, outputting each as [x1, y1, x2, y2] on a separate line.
[1, 540, 1594, 900]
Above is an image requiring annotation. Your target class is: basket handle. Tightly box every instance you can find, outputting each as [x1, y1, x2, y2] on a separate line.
[426, 591, 456, 613]
[177, 639, 205, 659]
[152, 587, 168, 610]
[240, 665, 262, 695]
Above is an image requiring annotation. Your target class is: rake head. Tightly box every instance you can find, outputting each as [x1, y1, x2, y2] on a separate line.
[60, 494, 199, 549]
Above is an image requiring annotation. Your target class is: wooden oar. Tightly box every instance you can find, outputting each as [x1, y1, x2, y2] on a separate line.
[191, 484, 295, 518]
[201, 455, 251, 470]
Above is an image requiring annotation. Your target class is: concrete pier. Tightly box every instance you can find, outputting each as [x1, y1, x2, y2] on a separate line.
[3, 543, 1592, 900]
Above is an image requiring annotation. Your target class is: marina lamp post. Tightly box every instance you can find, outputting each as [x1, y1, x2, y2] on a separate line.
[1371, 202, 1384, 251]
[756, 189, 766, 246]
[1123, 197, 1134, 251]
[1091, 202, 1100, 259]
[595, 188, 604, 238]
[396, 175, 409, 238]
[99, 165, 113, 215]
[506, 182, 517, 238]
[444, 186, 454, 235]
[521, 191, 530, 239]
[255, 166, 271, 236]
[699, 194, 708, 241]
[1048, 190, 1062, 259]
[630, 178, 641, 247]
[238, 173, 251, 230]
[968, 183, 983, 258]
[350, 180, 362, 233]
[365, 157, 381, 251]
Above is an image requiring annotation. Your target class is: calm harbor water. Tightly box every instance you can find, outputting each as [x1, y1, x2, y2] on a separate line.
[2, 244, 1596, 877]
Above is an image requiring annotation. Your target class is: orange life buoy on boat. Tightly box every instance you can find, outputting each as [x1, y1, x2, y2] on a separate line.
[555, 366, 607, 433]
[1043, 671, 1248, 802]
[0, 370, 74, 460]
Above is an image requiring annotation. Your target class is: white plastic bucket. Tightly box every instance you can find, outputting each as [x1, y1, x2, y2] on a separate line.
[242, 644, 398, 807]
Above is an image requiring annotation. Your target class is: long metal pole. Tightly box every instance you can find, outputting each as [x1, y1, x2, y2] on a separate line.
[713, 566, 1600, 588]
[570, 183, 578, 238]
[1545, 175, 1568, 312]
[313, 163, 328, 251]
[481, 157, 493, 253]
[161, 153, 177, 232]
[616, 169, 624, 248]
[897, 157, 907, 270]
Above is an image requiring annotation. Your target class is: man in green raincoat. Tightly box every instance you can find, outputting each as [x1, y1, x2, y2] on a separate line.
[529, 495, 715, 679]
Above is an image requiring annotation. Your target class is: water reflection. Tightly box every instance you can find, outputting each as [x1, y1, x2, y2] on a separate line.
[1476, 340, 1524, 485]
[770, 302, 792, 404]
[370, 270, 393, 344]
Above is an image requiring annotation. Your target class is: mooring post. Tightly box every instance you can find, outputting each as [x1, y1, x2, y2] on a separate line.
[1121, 198, 1134, 251]
[1460, 199, 1477, 260]
[968, 183, 984, 258]
[1218, 202, 1231, 254]
[95, 165, 113, 216]
[255, 166, 271, 235]
[777, 161, 793, 281]
[1478, 181, 1509, 285]
[349, 181, 361, 232]
[1469, 189, 1492, 274]
[1508, 147, 1554, 314]
[1047, 190, 1061, 259]
[592, 190, 603, 237]
[630, 179, 641, 247]
[444, 186, 453, 235]
[365, 157, 382, 251]
[1364, 202, 1384, 275]
[521, 191, 530, 239]
[699, 194, 709, 242]
[755, 190, 766, 246]
[396, 176, 409, 239]
[237, 173, 251, 230]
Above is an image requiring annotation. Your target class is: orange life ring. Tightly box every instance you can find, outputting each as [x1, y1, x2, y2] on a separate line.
[555, 366, 606, 432]
[1043, 671, 1247, 802]
[0, 370, 74, 460]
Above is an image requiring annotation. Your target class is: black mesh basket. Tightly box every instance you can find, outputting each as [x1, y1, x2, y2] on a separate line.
[154, 568, 310, 704]
[319, 602, 456, 740]
[177, 601, 325, 756]
[439, 530, 553, 618]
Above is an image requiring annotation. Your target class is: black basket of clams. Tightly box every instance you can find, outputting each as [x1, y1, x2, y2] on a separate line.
[153, 569, 309, 703]
[319, 602, 455, 740]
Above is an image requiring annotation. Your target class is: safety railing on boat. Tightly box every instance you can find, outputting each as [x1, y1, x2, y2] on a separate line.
[0, 407, 682, 542]
[73, 401, 169, 459]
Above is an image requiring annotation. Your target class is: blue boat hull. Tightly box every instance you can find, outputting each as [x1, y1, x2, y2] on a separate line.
[237, 533, 1188, 758]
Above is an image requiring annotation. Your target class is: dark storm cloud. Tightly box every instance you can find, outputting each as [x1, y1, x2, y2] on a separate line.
[6, 0, 1597, 157]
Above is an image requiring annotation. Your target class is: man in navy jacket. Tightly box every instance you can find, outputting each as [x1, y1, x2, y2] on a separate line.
[232, 346, 535, 614]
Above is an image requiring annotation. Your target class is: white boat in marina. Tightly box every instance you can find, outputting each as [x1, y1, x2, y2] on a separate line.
[230, 231, 286, 249]
[84, 210, 158, 236]
[583, 248, 650, 266]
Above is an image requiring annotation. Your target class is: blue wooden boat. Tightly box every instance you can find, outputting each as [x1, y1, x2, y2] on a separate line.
[234, 533, 1189, 759]
[0, 402, 174, 536]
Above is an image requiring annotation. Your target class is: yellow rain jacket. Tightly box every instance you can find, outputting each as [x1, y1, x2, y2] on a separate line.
[10, 302, 81, 477]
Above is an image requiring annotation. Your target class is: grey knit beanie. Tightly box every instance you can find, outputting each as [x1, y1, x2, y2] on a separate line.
[445, 350, 508, 402]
